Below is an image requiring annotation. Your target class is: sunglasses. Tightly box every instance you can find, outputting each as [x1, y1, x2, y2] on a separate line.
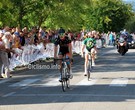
[59, 33, 65, 38]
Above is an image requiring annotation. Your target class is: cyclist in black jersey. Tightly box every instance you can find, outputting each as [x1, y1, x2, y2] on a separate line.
[54, 33, 73, 81]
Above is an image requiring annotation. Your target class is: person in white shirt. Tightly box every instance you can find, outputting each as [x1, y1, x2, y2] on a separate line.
[0, 32, 14, 78]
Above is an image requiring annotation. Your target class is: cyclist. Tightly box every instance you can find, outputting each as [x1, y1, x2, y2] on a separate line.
[81, 31, 97, 76]
[54, 32, 73, 82]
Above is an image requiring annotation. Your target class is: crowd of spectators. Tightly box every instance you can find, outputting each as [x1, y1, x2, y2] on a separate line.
[0, 26, 83, 78]
[0, 25, 117, 79]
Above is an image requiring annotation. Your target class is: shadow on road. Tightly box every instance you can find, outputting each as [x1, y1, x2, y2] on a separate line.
[0, 47, 135, 106]
[0, 83, 135, 105]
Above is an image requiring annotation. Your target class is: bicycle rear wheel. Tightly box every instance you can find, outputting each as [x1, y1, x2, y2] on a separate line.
[66, 68, 70, 88]
[87, 59, 92, 81]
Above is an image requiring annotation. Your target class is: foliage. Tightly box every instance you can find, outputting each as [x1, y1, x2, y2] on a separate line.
[0, 0, 134, 32]
[124, 13, 135, 33]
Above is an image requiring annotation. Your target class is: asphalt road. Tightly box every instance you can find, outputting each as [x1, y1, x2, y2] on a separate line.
[0, 46, 135, 110]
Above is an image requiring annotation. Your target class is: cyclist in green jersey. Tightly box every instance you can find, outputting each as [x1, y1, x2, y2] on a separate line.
[81, 31, 97, 76]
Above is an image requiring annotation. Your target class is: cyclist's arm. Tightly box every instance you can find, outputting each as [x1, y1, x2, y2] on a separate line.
[54, 45, 58, 58]
[81, 38, 87, 53]
[94, 45, 98, 53]
[93, 38, 98, 53]
[68, 43, 73, 59]
[54, 38, 59, 58]
[81, 41, 86, 57]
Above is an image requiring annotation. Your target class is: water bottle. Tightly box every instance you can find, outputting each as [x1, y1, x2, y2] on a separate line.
[66, 55, 70, 65]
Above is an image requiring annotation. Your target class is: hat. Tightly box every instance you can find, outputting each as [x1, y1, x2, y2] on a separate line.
[14, 32, 19, 36]
[4, 32, 11, 36]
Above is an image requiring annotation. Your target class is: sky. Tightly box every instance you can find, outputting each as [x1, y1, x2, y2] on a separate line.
[123, 0, 135, 11]
[123, 0, 134, 2]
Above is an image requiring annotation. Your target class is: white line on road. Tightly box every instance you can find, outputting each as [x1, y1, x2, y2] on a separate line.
[21, 86, 29, 89]
[0, 79, 11, 84]
[32, 78, 60, 87]
[9, 78, 40, 87]
[109, 78, 128, 87]
[76, 78, 97, 86]
[2, 92, 16, 97]
[9, 93, 135, 98]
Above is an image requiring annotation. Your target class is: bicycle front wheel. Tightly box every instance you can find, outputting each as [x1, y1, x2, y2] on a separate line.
[61, 67, 67, 92]
[87, 59, 92, 81]
[66, 68, 70, 88]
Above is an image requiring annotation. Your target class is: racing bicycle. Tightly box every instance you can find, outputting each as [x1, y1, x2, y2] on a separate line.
[54, 55, 72, 92]
[87, 52, 93, 80]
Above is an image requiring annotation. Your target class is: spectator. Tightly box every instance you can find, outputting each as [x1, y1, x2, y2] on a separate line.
[109, 31, 115, 46]
[0, 32, 14, 78]
[20, 31, 25, 46]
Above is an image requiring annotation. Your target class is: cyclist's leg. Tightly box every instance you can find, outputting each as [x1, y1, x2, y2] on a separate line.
[58, 52, 63, 82]
[84, 50, 89, 76]
[66, 53, 73, 78]
[91, 47, 97, 66]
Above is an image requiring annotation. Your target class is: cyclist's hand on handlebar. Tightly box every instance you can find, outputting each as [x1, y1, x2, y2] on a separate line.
[81, 52, 84, 58]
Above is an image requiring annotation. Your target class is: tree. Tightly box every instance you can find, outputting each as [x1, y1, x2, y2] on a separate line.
[124, 13, 135, 33]
[84, 0, 133, 32]
[0, 0, 133, 32]
[0, 0, 13, 27]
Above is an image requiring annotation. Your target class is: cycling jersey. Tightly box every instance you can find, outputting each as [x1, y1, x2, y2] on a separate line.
[83, 37, 96, 52]
[54, 36, 71, 55]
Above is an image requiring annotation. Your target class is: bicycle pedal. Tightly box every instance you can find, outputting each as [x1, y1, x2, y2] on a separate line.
[58, 77, 62, 82]
[59, 79, 62, 82]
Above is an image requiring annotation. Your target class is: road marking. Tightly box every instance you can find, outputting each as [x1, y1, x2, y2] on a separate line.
[9, 93, 135, 98]
[31, 78, 60, 87]
[109, 78, 128, 87]
[9, 78, 40, 87]
[2, 92, 16, 97]
[21, 86, 29, 89]
[76, 78, 97, 86]
[0, 79, 11, 84]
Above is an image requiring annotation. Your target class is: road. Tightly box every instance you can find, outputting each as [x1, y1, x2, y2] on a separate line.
[0, 46, 135, 110]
